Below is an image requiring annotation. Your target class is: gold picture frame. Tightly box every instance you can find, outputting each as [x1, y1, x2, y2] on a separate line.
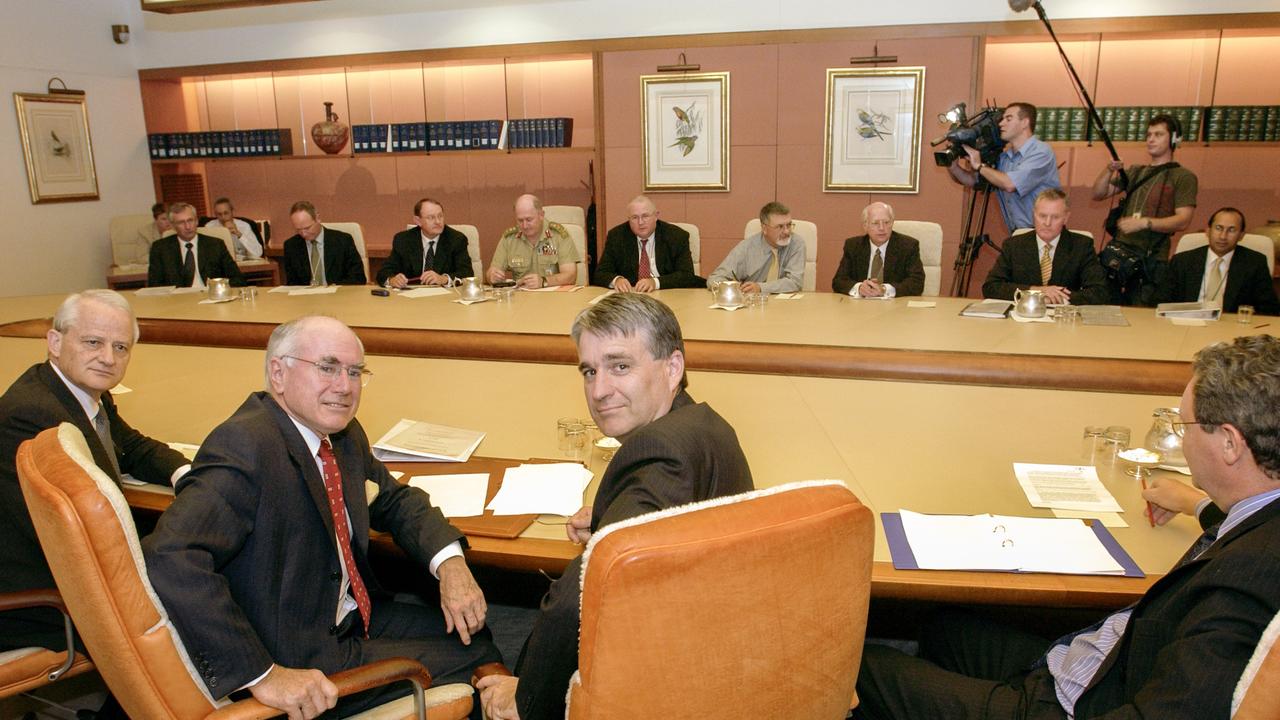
[14, 92, 99, 204]
[641, 72, 730, 192]
[823, 67, 925, 193]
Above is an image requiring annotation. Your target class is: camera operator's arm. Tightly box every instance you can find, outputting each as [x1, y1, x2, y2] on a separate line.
[963, 147, 1016, 193]
[1092, 161, 1125, 200]
[948, 159, 978, 188]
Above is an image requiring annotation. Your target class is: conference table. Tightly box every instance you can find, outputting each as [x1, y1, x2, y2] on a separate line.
[0, 287, 1271, 610]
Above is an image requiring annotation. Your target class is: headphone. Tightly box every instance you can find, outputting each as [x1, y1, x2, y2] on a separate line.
[1152, 113, 1183, 150]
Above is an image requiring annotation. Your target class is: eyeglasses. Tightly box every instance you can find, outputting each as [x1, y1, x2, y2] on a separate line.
[768, 221, 795, 231]
[628, 212, 656, 223]
[284, 355, 373, 387]
[1170, 420, 1211, 437]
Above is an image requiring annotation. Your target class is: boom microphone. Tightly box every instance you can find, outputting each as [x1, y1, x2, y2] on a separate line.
[1008, 0, 1035, 12]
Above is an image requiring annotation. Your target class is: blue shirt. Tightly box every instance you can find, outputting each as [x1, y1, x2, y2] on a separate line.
[995, 135, 1061, 232]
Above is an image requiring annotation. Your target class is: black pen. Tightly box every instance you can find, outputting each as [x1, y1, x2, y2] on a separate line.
[1256, 323, 1271, 330]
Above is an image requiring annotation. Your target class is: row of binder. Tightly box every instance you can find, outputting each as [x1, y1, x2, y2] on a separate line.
[148, 130, 293, 159]
[1035, 105, 1279, 143]
[351, 117, 575, 154]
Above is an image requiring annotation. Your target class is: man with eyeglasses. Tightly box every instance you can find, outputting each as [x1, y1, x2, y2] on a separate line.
[855, 334, 1280, 719]
[0, 289, 190, 656]
[593, 195, 698, 292]
[147, 202, 246, 288]
[145, 315, 503, 720]
[832, 201, 926, 298]
[707, 200, 806, 294]
[1154, 207, 1279, 315]
[377, 197, 475, 289]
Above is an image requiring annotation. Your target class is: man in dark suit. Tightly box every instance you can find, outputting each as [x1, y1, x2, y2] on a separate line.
[282, 200, 367, 285]
[832, 201, 926, 297]
[855, 333, 1280, 720]
[376, 198, 475, 288]
[477, 293, 754, 720]
[143, 316, 500, 719]
[983, 188, 1110, 305]
[147, 202, 246, 288]
[592, 195, 699, 292]
[1155, 207, 1279, 315]
[0, 290, 188, 653]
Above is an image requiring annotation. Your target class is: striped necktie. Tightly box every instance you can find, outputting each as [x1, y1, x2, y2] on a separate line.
[1039, 242, 1053, 285]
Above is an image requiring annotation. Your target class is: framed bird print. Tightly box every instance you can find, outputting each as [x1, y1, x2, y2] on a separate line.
[14, 92, 99, 203]
[641, 72, 729, 192]
[823, 67, 925, 193]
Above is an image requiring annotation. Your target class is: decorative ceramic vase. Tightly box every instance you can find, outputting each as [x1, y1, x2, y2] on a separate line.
[310, 101, 349, 155]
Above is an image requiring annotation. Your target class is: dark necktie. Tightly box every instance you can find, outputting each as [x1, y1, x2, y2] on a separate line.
[182, 242, 195, 287]
[423, 240, 436, 274]
[637, 239, 652, 280]
[317, 438, 371, 637]
[870, 248, 884, 283]
[92, 404, 123, 481]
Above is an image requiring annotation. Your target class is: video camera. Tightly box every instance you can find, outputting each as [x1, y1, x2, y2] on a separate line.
[931, 103, 1006, 168]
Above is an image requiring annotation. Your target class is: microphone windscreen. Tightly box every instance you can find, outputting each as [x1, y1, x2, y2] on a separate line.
[1008, 0, 1035, 11]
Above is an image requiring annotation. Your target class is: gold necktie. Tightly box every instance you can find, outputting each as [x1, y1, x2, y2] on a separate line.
[870, 248, 884, 283]
[1205, 258, 1224, 301]
[767, 249, 780, 282]
[1039, 243, 1053, 285]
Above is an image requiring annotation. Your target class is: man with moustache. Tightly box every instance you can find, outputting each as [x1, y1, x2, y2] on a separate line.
[707, 201, 805, 294]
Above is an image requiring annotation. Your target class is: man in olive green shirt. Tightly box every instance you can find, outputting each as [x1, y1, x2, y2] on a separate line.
[486, 194, 579, 289]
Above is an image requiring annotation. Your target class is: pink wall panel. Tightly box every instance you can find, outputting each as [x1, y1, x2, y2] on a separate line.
[984, 38, 1100, 107]
[1213, 32, 1280, 104]
[1094, 35, 1218, 106]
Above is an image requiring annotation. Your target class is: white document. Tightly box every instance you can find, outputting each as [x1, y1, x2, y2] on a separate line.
[907, 300, 936, 308]
[109, 383, 133, 395]
[269, 285, 310, 293]
[198, 296, 237, 305]
[774, 293, 803, 300]
[486, 463, 593, 516]
[166, 441, 200, 461]
[288, 286, 338, 296]
[708, 303, 743, 311]
[1052, 509, 1128, 528]
[1170, 317, 1208, 327]
[135, 286, 175, 296]
[900, 510, 1124, 575]
[1014, 463, 1123, 512]
[408, 473, 489, 517]
[373, 419, 485, 463]
[452, 297, 491, 305]
[399, 286, 452, 298]
[524, 284, 584, 293]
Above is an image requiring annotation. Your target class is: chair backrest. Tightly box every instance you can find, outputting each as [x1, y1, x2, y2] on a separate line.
[452, 224, 484, 279]
[1233, 607, 1280, 719]
[892, 220, 943, 296]
[109, 214, 159, 268]
[17, 424, 221, 720]
[559, 223, 588, 285]
[672, 222, 702, 276]
[544, 205, 585, 229]
[199, 225, 235, 258]
[1177, 232, 1276, 275]
[744, 219, 818, 291]
[324, 222, 369, 280]
[566, 481, 873, 719]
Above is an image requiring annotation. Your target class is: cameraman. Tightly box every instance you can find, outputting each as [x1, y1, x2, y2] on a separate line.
[1091, 114, 1197, 306]
[949, 102, 1061, 235]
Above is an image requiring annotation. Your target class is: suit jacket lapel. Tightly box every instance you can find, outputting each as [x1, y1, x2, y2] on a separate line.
[265, 395, 339, 545]
[36, 363, 122, 486]
[1049, 232, 1072, 285]
[851, 239, 871, 282]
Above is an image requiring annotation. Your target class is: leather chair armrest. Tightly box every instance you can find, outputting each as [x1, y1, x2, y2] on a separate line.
[0, 588, 68, 614]
[469, 661, 513, 688]
[204, 658, 434, 720]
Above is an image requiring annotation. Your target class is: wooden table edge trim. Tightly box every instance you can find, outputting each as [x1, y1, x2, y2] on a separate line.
[0, 316, 1191, 395]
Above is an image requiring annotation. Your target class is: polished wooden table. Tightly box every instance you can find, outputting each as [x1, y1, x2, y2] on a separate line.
[0, 334, 1205, 608]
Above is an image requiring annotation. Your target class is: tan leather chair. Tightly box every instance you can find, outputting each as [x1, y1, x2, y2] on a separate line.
[1233, 609, 1280, 719]
[1177, 232, 1276, 275]
[543, 205, 585, 229]
[325, 222, 370, 282]
[743, 218, 819, 291]
[0, 589, 94, 698]
[560, 223, 588, 286]
[892, 220, 944, 296]
[451, 225, 484, 280]
[566, 480, 873, 719]
[17, 424, 473, 720]
[109, 213, 161, 273]
[671, 222, 702, 276]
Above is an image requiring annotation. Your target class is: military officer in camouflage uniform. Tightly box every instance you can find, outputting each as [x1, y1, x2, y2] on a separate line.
[487, 194, 580, 289]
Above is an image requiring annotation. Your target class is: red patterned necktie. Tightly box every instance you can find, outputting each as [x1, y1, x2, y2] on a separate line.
[318, 437, 372, 637]
[637, 239, 652, 279]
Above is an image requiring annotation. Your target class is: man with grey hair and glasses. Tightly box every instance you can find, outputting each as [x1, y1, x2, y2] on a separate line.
[832, 201, 926, 298]
[477, 293, 755, 720]
[855, 334, 1280, 719]
[0, 289, 189, 653]
[145, 315, 502, 719]
[707, 201, 806, 294]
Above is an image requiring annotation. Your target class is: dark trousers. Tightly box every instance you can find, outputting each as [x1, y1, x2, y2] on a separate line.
[855, 610, 1067, 720]
[333, 599, 502, 719]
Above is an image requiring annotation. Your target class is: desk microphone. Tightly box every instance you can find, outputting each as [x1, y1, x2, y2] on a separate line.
[1008, 0, 1035, 11]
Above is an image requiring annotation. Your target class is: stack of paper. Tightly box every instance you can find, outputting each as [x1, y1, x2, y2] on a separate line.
[408, 473, 489, 517]
[1013, 463, 1122, 513]
[485, 463, 593, 516]
[373, 419, 485, 463]
[398, 286, 453, 298]
[1156, 301, 1221, 321]
[960, 299, 1012, 318]
[898, 510, 1125, 575]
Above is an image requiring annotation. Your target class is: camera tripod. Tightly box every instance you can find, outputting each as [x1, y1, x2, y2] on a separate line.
[949, 180, 1002, 297]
